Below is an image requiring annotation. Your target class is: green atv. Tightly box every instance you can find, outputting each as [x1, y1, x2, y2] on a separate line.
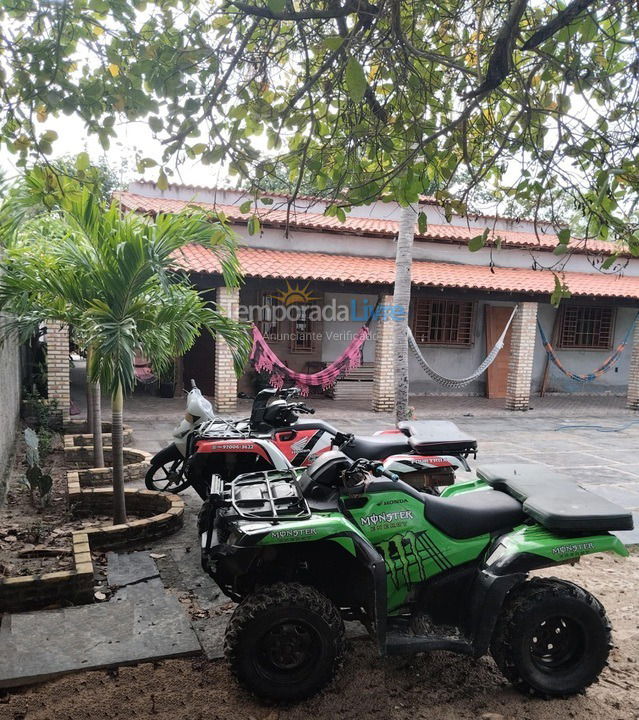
[199, 450, 633, 701]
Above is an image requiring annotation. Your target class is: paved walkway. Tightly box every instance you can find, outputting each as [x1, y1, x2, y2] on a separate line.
[3, 369, 637, 689]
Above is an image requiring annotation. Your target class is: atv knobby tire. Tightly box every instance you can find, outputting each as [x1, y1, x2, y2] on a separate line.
[491, 577, 612, 697]
[224, 582, 345, 701]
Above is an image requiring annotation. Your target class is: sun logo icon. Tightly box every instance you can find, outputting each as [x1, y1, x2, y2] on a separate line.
[270, 280, 320, 306]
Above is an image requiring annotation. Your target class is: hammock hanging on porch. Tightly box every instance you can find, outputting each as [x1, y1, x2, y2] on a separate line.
[408, 305, 518, 388]
[537, 312, 639, 383]
[250, 323, 370, 395]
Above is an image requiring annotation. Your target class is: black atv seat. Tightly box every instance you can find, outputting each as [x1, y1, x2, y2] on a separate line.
[397, 420, 477, 456]
[424, 489, 525, 540]
[342, 434, 410, 461]
[477, 463, 634, 534]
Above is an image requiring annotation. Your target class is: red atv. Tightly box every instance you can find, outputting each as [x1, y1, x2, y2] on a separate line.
[146, 387, 477, 500]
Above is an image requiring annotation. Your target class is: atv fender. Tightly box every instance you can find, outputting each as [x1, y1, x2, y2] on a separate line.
[257, 516, 388, 653]
[484, 524, 629, 576]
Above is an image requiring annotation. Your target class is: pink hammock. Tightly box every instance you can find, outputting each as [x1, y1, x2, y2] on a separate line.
[250, 324, 370, 395]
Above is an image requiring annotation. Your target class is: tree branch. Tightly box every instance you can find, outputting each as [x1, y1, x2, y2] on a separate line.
[521, 0, 597, 50]
[227, 0, 378, 21]
[465, 0, 529, 98]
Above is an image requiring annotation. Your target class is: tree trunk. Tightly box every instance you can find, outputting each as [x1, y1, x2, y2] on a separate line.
[393, 204, 417, 423]
[90, 380, 104, 467]
[86, 347, 104, 468]
[111, 383, 127, 525]
[86, 379, 93, 434]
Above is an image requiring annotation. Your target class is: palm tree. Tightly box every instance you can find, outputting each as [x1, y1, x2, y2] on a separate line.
[393, 204, 417, 422]
[0, 185, 250, 524]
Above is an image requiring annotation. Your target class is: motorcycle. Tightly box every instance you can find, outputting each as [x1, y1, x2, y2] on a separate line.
[146, 385, 478, 499]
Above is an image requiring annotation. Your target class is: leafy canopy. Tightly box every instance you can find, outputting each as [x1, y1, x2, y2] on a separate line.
[0, 169, 251, 393]
[1, 1, 638, 251]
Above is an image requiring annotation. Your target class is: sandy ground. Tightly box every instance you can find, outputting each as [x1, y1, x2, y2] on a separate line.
[2, 551, 638, 720]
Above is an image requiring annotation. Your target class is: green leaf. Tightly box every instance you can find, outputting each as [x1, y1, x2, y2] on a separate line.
[157, 169, 169, 191]
[149, 116, 163, 133]
[76, 152, 90, 171]
[344, 57, 367, 103]
[557, 228, 570, 244]
[191, 143, 207, 155]
[239, 200, 252, 213]
[324, 36, 344, 51]
[267, 0, 287, 13]
[601, 254, 617, 270]
[553, 244, 568, 255]
[550, 274, 571, 307]
[247, 215, 260, 235]
[260, 197, 273, 205]
[417, 211, 427, 234]
[468, 228, 489, 252]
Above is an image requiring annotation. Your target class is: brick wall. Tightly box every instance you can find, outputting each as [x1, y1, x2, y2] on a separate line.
[627, 321, 639, 409]
[505, 302, 538, 411]
[372, 294, 395, 412]
[46, 321, 70, 423]
[214, 286, 240, 413]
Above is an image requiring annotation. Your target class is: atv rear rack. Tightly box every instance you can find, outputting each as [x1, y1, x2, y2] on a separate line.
[230, 469, 311, 521]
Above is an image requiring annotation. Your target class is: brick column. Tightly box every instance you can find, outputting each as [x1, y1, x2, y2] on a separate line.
[372, 294, 395, 412]
[505, 302, 538, 411]
[46, 321, 70, 424]
[627, 320, 639, 409]
[214, 286, 240, 413]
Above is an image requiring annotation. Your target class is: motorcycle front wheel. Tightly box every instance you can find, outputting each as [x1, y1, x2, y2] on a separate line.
[145, 444, 190, 493]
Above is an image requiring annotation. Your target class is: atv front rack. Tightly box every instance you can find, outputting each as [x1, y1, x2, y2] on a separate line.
[230, 469, 311, 521]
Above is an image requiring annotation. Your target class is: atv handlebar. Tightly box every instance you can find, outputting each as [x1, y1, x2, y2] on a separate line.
[371, 463, 400, 482]
[292, 402, 315, 414]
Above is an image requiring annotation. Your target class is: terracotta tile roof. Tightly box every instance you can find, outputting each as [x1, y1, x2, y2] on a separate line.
[174, 245, 639, 301]
[115, 191, 619, 257]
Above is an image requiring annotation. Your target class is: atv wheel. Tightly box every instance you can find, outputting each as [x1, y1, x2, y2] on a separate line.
[491, 577, 612, 697]
[145, 445, 189, 493]
[224, 582, 345, 701]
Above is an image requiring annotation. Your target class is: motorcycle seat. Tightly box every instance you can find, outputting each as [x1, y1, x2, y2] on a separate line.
[397, 420, 477, 455]
[343, 434, 411, 461]
[423, 489, 526, 540]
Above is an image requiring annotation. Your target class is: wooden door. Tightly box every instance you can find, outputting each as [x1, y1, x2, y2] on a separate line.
[484, 305, 514, 399]
[182, 330, 215, 396]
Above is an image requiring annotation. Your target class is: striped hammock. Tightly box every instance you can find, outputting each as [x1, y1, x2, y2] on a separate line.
[538, 313, 639, 383]
[250, 323, 369, 395]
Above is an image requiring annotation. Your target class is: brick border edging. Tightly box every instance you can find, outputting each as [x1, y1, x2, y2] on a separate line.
[67, 472, 184, 551]
[0, 468, 184, 613]
[62, 444, 152, 487]
[64, 425, 134, 447]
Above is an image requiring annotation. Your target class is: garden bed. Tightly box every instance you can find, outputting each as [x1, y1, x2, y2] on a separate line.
[63, 421, 133, 448]
[0, 429, 183, 613]
[63, 445, 151, 486]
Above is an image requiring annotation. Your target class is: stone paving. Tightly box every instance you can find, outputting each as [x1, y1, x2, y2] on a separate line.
[0, 552, 200, 688]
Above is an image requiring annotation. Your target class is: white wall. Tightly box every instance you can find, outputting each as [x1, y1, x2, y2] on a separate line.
[0, 331, 21, 501]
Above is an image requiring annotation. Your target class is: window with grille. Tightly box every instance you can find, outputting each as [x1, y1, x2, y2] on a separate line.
[290, 305, 316, 353]
[259, 294, 284, 341]
[558, 306, 615, 350]
[412, 299, 475, 346]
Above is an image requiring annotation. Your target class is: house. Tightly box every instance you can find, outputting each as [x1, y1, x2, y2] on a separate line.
[55, 180, 639, 415]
